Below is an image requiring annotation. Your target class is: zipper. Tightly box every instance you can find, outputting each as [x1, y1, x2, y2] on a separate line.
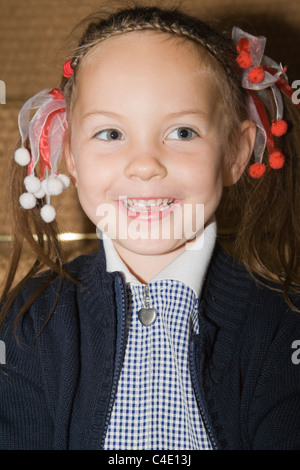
[100, 274, 128, 449]
[138, 284, 158, 327]
[189, 338, 218, 450]
[144, 285, 150, 308]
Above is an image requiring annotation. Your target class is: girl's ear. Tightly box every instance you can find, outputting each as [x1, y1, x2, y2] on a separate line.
[223, 120, 257, 186]
[64, 137, 78, 187]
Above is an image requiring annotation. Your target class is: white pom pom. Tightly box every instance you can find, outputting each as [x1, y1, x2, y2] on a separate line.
[19, 192, 36, 209]
[57, 173, 70, 189]
[14, 148, 31, 166]
[41, 179, 50, 196]
[33, 186, 46, 199]
[24, 174, 41, 193]
[40, 204, 56, 223]
[46, 176, 64, 196]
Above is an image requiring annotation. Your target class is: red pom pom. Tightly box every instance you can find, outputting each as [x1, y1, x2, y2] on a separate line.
[63, 60, 74, 78]
[271, 120, 288, 137]
[249, 163, 267, 178]
[50, 88, 64, 100]
[237, 38, 250, 53]
[236, 51, 252, 69]
[269, 151, 285, 169]
[248, 66, 265, 83]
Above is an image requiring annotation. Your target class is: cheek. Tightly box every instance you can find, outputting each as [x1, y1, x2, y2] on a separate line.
[74, 156, 119, 224]
[74, 153, 111, 189]
[191, 159, 224, 197]
[76, 165, 97, 187]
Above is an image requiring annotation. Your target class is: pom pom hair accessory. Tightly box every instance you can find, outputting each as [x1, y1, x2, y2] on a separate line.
[63, 60, 74, 78]
[14, 87, 70, 222]
[233, 27, 300, 178]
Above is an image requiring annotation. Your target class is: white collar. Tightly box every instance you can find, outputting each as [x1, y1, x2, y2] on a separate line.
[102, 218, 216, 298]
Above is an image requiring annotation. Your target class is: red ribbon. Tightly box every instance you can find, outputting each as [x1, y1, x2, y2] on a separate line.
[262, 65, 300, 107]
[248, 90, 275, 156]
[38, 108, 65, 179]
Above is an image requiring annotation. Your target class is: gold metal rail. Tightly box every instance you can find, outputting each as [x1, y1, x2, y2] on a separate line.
[0, 229, 235, 243]
[0, 233, 99, 243]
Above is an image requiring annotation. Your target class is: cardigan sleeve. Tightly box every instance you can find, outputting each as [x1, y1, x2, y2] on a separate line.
[0, 293, 54, 449]
[249, 303, 300, 450]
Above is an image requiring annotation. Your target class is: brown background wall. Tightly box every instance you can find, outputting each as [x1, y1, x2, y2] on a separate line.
[0, 0, 300, 284]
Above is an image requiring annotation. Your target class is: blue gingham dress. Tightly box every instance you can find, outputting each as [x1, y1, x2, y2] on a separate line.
[103, 278, 212, 450]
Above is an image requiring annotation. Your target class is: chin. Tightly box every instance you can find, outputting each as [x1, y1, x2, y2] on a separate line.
[114, 237, 187, 257]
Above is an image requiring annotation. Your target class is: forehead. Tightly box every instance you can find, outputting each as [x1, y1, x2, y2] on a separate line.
[73, 30, 220, 115]
[84, 29, 203, 61]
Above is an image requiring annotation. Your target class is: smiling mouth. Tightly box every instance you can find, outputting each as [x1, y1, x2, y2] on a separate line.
[120, 197, 176, 213]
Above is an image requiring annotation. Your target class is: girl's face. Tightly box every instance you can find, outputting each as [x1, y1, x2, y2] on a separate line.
[65, 31, 253, 272]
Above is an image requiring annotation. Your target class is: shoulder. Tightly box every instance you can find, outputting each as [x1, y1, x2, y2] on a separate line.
[1, 250, 103, 338]
[24, 247, 106, 299]
[202, 243, 300, 378]
[205, 243, 300, 318]
[202, 243, 300, 357]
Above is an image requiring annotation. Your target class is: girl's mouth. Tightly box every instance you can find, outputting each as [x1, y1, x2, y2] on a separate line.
[118, 197, 180, 220]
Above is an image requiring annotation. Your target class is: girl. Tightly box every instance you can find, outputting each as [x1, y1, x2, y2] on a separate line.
[1, 5, 300, 450]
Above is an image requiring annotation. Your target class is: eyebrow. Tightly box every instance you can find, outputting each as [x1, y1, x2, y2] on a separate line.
[82, 109, 208, 120]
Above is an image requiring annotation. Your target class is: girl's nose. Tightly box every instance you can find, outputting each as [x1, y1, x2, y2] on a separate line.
[124, 154, 167, 181]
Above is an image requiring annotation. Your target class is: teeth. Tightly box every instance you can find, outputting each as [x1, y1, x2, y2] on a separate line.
[121, 198, 175, 211]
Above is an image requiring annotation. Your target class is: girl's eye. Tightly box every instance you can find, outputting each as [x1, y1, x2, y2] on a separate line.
[95, 129, 124, 141]
[167, 127, 198, 140]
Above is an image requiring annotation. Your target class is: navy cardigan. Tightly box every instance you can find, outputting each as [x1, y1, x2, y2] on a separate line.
[1, 242, 300, 450]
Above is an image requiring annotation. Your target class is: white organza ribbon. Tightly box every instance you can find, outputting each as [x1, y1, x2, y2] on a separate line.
[18, 89, 67, 175]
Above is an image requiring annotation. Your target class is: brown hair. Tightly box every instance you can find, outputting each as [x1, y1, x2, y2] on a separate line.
[1, 4, 299, 331]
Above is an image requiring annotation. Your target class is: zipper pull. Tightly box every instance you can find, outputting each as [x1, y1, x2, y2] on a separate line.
[138, 285, 158, 327]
